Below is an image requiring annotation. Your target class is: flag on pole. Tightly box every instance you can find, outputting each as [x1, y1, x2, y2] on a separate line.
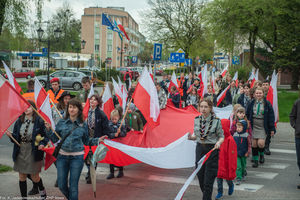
[116, 19, 130, 41]
[0, 75, 30, 138]
[250, 69, 259, 88]
[221, 65, 228, 77]
[34, 77, 48, 108]
[132, 68, 160, 128]
[200, 65, 208, 98]
[168, 71, 179, 92]
[39, 94, 55, 130]
[121, 86, 128, 114]
[2, 61, 22, 93]
[211, 72, 215, 93]
[128, 77, 132, 90]
[266, 70, 279, 122]
[216, 85, 231, 106]
[101, 83, 115, 119]
[83, 84, 95, 120]
[248, 68, 255, 81]
[117, 76, 123, 90]
[112, 77, 123, 106]
[232, 71, 238, 87]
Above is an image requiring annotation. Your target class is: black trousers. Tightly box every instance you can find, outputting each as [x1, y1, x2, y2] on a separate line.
[196, 143, 219, 200]
[265, 134, 271, 147]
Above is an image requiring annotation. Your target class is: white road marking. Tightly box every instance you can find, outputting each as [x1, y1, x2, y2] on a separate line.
[270, 148, 296, 154]
[215, 182, 264, 192]
[257, 163, 290, 169]
[247, 171, 278, 179]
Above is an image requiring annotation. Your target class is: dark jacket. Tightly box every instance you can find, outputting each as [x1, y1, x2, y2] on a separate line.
[107, 120, 127, 139]
[246, 98, 276, 135]
[290, 98, 300, 138]
[237, 93, 251, 109]
[125, 111, 143, 131]
[91, 107, 110, 138]
[11, 116, 49, 162]
[183, 78, 194, 97]
[169, 92, 181, 108]
[233, 132, 249, 157]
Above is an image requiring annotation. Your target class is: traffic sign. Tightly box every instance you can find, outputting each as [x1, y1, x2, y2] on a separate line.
[132, 56, 138, 63]
[169, 52, 185, 63]
[153, 43, 162, 61]
[42, 48, 48, 56]
[184, 59, 193, 66]
[232, 56, 240, 65]
[29, 51, 33, 59]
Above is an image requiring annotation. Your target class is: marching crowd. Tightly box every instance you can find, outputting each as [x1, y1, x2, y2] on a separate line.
[4, 66, 300, 200]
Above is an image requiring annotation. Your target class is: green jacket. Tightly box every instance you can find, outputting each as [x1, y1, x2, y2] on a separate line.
[125, 111, 143, 131]
[76, 88, 99, 103]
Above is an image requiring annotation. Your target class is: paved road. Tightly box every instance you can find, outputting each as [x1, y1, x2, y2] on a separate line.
[0, 122, 299, 200]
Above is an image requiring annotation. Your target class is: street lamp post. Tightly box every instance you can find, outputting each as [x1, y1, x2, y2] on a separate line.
[37, 27, 61, 90]
[71, 40, 86, 70]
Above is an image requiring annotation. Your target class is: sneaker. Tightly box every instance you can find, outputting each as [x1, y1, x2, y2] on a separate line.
[252, 160, 258, 168]
[228, 184, 234, 195]
[116, 171, 124, 178]
[106, 173, 115, 179]
[28, 186, 39, 195]
[40, 189, 47, 200]
[215, 192, 223, 199]
[264, 147, 271, 155]
[244, 169, 247, 177]
[236, 179, 241, 185]
[297, 184, 300, 189]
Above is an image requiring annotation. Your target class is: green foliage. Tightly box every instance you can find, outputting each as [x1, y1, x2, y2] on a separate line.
[228, 65, 252, 81]
[34, 69, 56, 76]
[0, 164, 12, 173]
[96, 69, 121, 82]
[278, 90, 299, 122]
[163, 68, 188, 75]
[138, 42, 154, 63]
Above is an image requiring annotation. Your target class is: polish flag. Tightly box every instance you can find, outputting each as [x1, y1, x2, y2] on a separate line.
[216, 85, 231, 106]
[121, 86, 128, 114]
[34, 77, 48, 108]
[168, 71, 179, 92]
[132, 68, 160, 128]
[221, 65, 228, 77]
[200, 65, 208, 98]
[266, 70, 279, 122]
[112, 77, 123, 106]
[39, 94, 55, 129]
[251, 69, 259, 88]
[128, 77, 132, 89]
[0, 75, 30, 138]
[101, 83, 115, 119]
[118, 76, 123, 89]
[248, 68, 255, 81]
[198, 71, 203, 84]
[83, 84, 94, 120]
[2, 61, 22, 94]
[232, 71, 238, 87]
[211, 73, 215, 93]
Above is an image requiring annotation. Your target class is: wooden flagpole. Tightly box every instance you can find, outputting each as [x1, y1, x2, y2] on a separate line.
[118, 97, 133, 130]
[50, 99, 63, 119]
[6, 131, 20, 147]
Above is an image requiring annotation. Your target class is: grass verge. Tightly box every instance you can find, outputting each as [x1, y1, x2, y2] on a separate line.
[278, 90, 299, 122]
[0, 164, 12, 173]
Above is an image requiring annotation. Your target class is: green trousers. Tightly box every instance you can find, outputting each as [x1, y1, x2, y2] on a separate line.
[236, 156, 247, 180]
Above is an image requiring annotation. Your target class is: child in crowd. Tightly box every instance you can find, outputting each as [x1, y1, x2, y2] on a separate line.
[106, 109, 128, 179]
[233, 120, 251, 185]
[229, 104, 242, 129]
[125, 103, 143, 132]
[169, 86, 181, 108]
[186, 87, 199, 109]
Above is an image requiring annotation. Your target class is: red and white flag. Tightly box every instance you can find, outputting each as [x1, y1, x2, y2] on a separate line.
[221, 65, 228, 77]
[83, 84, 94, 120]
[168, 71, 179, 92]
[39, 94, 55, 130]
[112, 77, 123, 106]
[121, 86, 128, 114]
[2, 61, 22, 94]
[101, 83, 115, 119]
[34, 77, 48, 108]
[250, 69, 259, 88]
[132, 68, 160, 128]
[0, 75, 30, 138]
[117, 76, 123, 90]
[266, 70, 279, 122]
[232, 71, 238, 87]
[211, 72, 216, 93]
[248, 68, 255, 81]
[216, 85, 231, 106]
[200, 65, 208, 98]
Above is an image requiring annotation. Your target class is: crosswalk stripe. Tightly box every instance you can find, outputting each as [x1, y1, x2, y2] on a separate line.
[246, 171, 278, 179]
[270, 148, 296, 154]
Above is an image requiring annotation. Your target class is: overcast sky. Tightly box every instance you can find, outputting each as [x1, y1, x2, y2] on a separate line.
[29, 0, 150, 34]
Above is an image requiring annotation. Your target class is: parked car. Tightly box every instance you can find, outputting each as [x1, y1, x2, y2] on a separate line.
[155, 69, 164, 75]
[36, 70, 86, 90]
[11, 68, 35, 79]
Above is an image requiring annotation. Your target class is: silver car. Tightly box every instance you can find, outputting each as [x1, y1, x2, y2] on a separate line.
[36, 70, 86, 91]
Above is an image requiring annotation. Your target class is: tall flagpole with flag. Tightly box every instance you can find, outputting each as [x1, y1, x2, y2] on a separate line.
[2, 61, 22, 93]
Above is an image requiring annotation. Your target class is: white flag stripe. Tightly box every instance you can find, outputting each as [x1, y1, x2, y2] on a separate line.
[232, 71, 238, 81]
[112, 77, 122, 97]
[40, 94, 55, 130]
[34, 77, 43, 103]
[2, 61, 16, 88]
[102, 83, 112, 104]
[171, 71, 179, 88]
[88, 84, 94, 98]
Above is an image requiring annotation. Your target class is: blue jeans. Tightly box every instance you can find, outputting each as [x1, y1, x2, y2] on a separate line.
[296, 138, 300, 171]
[217, 178, 233, 194]
[56, 154, 84, 200]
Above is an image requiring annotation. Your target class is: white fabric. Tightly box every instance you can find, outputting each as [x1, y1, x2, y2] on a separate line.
[0, 74, 5, 86]
[88, 84, 94, 98]
[221, 65, 228, 76]
[112, 77, 122, 98]
[149, 63, 153, 75]
[117, 76, 123, 89]
[34, 77, 45, 104]
[211, 72, 215, 91]
[102, 83, 112, 104]
[255, 69, 259, 80]
[104, 133, 196, 169]
[122, 86, 128, 114]
[214, 105, 233, 119]
[201, 65, 208, 97]
[217, 85, 230, 103]
[232, 71, 238, 81]
[171, 71, 179, 88]
[248, 68, 255, 80]
[270, 71, 279, 122]
[2, 61, 16, 88]
[138, 68, 160, 122]
[40, 94, 55, 129]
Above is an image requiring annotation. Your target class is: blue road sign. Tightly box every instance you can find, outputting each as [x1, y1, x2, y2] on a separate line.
[153, 43, 162, 61]
[42, 48, 48, 56]
[232, 56, 240, 65]
[169, 53, 186, 63]
[132, 56, 138, 63]
[184, 59, 193, 66]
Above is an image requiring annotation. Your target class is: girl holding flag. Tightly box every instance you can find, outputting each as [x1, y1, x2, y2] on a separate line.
[188, 99, 224, 200]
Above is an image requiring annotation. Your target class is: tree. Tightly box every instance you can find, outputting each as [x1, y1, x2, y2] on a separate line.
[143, 0, 206, 72]
[137, 41, 153, 64]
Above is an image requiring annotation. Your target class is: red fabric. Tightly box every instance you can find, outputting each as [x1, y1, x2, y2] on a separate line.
[0, 80, 30, 138]
[250, 78, 256, 88]
[82, 98, 90, 120]
[217, 85, 230, 106]
[118, 24, 130, 41]
[217, 119, 237, 180]
[103, 98, 114, 120]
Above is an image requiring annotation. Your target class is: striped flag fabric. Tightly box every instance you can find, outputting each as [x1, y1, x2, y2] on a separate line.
[39, 94, 55, 130]
[101, 83, 115, 119]
[266, 70, 279, 122]
[2, 61, 22, 94]
[200, 65, 208, 98]
[83, 84, 95, 120]
[34, 77, 48, 108]
[232, 71, 238, 87]
[221, 65, 228, 77]
[211, 72, 216, 93]
[216, 85, 231, 106]
[168, 71, 179, 92]
[112, 77, 123, 106]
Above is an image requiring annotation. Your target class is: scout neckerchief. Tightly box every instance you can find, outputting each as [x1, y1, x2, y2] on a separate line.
[199, 114, 214, 140]
[21, 118, 32, 143]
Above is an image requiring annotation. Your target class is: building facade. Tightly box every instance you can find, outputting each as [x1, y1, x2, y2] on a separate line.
[81, 7, 145, 68]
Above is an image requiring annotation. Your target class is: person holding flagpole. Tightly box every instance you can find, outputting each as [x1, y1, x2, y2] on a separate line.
[188, 99, 224, 200]
[76, 77, 98, 104]
[6, 100, 48, 200]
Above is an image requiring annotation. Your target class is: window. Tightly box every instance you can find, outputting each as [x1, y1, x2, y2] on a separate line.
[95, 45, 99, 51]
[95, 33, 100, 39]
[107, 32, 113, 40]
[107, 45, 112, 52]
[51, 71, 65, 77]
[65, 72, 76, 77]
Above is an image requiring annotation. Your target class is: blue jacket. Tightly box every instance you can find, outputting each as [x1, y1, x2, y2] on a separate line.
[46, 118, 99, 152]
[11, 116, 49, 162]
[233, 132, 249, 157]
[246, 98, 276, 135]
[107, 120, 127, 139]
[90, 107, 110, 138]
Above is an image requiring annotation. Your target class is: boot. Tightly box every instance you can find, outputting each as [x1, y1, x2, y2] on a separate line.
[40, 189, 47, 200]
[116, 170, 124, 178]
[252, 160, 258, 168]
[264, 146, 271, 155]
[106, 173, 115, 179]
[19, 180, 27, 199]
[28, 185, 39, 195]
[107, 164, 115, 179]
[259, 154, 265, 164]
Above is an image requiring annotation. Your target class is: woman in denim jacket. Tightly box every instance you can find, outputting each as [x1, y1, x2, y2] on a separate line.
[45, 99, 106, 200]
